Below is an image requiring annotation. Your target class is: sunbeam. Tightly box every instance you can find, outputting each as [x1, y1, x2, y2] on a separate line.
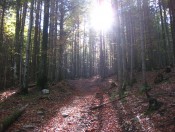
[90, 0, 114, 31]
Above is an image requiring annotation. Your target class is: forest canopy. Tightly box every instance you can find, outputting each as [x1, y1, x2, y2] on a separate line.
[0, 0, 175, 94]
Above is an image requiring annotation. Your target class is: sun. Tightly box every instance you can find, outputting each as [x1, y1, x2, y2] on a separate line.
[90, 0, 114, 31]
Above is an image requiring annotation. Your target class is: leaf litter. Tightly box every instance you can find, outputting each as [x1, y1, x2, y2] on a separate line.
[0, 71, 175, 131]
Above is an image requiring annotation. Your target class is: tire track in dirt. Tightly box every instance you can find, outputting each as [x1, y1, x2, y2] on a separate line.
[68, 77, 122, 131]
[94, 92, 122, 132]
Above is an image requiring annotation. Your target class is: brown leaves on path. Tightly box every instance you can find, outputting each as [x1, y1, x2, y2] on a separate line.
[1, 72, 175, 132]
[0, 77, 122, 132]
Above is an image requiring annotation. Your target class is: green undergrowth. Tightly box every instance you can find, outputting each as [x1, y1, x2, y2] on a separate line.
[144, 109, 156, 115]
[140, 83, 151, 94]
[128, 78, 137, 87]
[119, 82, 126, 97]
[145, 107, 158, 115]
[110, 90, 118, 101]
[145, 100, 163, 115]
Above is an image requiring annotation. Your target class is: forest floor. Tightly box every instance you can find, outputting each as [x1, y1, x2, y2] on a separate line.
[0, 70, 175, 131]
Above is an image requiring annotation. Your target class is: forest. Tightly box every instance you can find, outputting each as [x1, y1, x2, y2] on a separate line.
[0, 0, 175, 131]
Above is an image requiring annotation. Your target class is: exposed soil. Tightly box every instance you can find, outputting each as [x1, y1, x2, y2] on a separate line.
[0, 71, 175, 132]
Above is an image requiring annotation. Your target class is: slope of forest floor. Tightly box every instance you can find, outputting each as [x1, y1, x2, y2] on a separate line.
[0, 70, 175, 131]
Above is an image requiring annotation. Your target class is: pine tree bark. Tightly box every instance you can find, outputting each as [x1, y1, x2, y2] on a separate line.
[169, 0, 175, 61]
[48, 0, 55, 81]
[58, 0, 64, 81]
[138, 0, 146, 84]
[14, 0, 21, 85]
[38, 0, 49, 89]
[100, 30, 104, 78]
[22, 0, 34, 94]
[0, 0, 5, 48]
[0, 0, 6, 88]
[158, 0, 168, 66]
[32, 0, 41, 81]
[19, 2, 27, 88]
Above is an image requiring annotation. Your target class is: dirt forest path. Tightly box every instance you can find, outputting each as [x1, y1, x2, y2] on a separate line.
[1, 76, 122, 132]
[2, 74, 175, 131]
[2, 76, 164, 132]
[38, 77, 122, 131]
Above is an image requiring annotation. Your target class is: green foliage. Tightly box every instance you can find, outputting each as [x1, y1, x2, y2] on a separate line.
[140, 83, 151, 93]
[110, 90, 117, 101]
[119, 81, 127, 98]
[128, 78, 137, 87]
[145, 99, 163, 115]
[4, 9, 16, 38]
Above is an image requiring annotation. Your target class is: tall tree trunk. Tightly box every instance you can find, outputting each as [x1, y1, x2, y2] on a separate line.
[139, 0, 146, 84]
[162, 2, 171, 65]
[48, 0, 55, 81]
[158, 0, 168, 66]
[22, 0, 34, 94]
[169, 0, 175, 62]
[53, 0, 58, 81]
[0, 0, 5, 48]
[0, 0, 6, 88]
[14, 0, 21, 85]
[74, 33, 77, 78]
[100, 30, 104, 78]
[58, 0, 64, 81]
[32, 0, 41, 82]
[129, 13, 134, 84]
[38, 0, 49, 89]
[19, 2, 27, 87]
[77, 15, 80, 78]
